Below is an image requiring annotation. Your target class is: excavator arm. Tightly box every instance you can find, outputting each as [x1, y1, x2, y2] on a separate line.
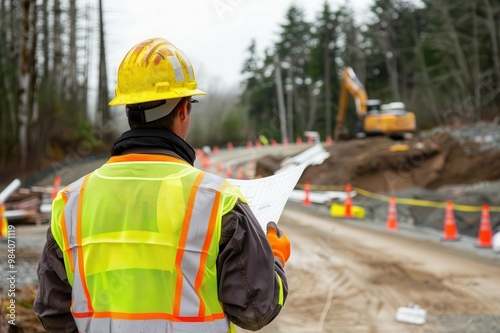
[334, 67, 368, 141]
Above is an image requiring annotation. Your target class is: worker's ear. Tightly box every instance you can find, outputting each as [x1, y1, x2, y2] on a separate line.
[177, 98, 190, 121]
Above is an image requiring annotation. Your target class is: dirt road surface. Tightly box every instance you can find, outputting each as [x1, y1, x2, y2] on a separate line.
[2, 202, 500, 332]
[239, 202, 500, 333]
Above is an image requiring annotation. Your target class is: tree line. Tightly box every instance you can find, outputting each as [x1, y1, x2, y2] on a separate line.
[0, 0, 109, 172]
[1, 0, 499, 177]
[240, 0, 500, 143]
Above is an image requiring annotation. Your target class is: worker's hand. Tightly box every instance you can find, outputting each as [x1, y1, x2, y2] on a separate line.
[266, 222, 291, 266]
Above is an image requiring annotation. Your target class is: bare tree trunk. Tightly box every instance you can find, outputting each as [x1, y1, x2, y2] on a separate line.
[440, 4, 471, 98]
[323, 31, 332, 138]
[411, 12, 441, 125]
[69, 0, 77, 99]
[41, 0, 48, 78]
[286, 64, 294, 141]
[306, 83, 317, 131]
[385, 51, 401, 101]
[4, 0, 17, 137]
[18, 0, 35, 168]
[273, 54, 288, 143]
[52, 0, 63, 88]
[96, 0, 110, 129]
[483, 0, 500, 82]
[473, 0, 481, 121]
[81, 0, 93, 118]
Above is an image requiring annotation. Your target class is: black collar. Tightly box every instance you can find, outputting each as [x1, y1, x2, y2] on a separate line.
[111, 129, 196, 165]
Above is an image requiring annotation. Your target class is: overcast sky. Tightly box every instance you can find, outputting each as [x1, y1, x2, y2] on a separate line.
[101, 0, 373, 95]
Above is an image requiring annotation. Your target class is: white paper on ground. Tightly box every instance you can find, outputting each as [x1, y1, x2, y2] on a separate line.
[227, 164, 307, 231]
[395, 305, 427, 325]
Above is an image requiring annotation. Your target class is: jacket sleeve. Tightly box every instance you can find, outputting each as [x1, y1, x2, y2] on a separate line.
[217, 200, 288, 331]
[34, 226, 78, 333]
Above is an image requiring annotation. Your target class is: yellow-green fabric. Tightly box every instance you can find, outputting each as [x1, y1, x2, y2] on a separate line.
[51, 157, 245, 329]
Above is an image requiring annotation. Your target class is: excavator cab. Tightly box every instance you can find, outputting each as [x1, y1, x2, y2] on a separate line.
[364, 101, 416, 138]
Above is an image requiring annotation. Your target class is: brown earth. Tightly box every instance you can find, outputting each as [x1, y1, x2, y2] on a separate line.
[256, 130, 500, 193]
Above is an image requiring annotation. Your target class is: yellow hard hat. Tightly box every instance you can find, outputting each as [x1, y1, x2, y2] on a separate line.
[109, 38, 206, 106]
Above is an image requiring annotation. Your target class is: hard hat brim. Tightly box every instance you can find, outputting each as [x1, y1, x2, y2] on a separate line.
[108, 89, 207, 106]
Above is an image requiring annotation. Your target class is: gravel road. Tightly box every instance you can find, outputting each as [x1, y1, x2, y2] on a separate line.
[240, 202, 500, 333]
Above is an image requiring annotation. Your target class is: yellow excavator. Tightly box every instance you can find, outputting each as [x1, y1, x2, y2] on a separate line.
[334, 67, 416, 141]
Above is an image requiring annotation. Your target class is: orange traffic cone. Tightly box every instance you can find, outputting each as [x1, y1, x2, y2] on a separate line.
[0, 204, 8, 238]
[246, 140, 253, 149]
[213, 146, 219, 155]
[477, 204, 493, 248]
[442, 200, 459, 241]
[282, 138, 289, 146]
[344, 184, 353, 218]
[296, 137, 303, 146]
[225, 165, 233, 178]
[51, 175, 61, 200]
[303, 182, 312, 206]
[201, 155, 211, 169]
[386, 196, 398, 231]
[271, 139, 278, 147]
[216, 162, 223, 173]
[326, 136, 333, 145]
[236, 167, 244, 180]
[227, 142, 233, 151]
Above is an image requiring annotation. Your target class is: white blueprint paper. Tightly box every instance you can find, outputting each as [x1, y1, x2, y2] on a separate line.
[227, 164, 307, 231]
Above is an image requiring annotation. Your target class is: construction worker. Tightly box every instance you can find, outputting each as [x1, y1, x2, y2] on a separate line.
[34, 38, 290, 333]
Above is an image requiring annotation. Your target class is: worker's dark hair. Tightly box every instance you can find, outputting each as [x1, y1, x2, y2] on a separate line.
[127, 98, 191, 130]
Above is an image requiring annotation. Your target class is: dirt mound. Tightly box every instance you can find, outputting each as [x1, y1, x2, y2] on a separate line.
[257, 124, 500, 193]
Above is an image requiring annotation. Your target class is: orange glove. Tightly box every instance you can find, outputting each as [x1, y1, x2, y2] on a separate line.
[266, 222, 291, 266]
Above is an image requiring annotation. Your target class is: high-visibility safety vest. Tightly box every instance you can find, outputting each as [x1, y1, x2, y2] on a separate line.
[51, 154, 246, 333]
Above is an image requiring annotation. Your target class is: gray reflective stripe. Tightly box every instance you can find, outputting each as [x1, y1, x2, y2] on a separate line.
[75, 316, 230, 333]
[62, 176, 91, 313]
[179, 173, 225, 316]
[63, 176, 86, 249]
